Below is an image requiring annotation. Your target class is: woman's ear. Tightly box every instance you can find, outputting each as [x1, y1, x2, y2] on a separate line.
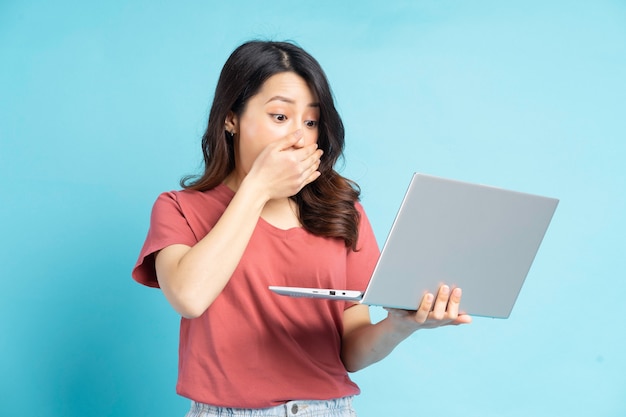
[224, 111, 238, 135]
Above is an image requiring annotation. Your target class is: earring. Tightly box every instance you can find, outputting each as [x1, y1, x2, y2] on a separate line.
[226, 130, 234, 139]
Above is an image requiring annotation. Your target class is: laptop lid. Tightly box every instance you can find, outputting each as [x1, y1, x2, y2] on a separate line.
[270, 173, 559, 319]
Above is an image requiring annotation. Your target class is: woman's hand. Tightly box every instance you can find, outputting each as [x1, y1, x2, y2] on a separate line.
[341, 284, 472, 372]
[246, 129, 323, 200]
[384, 285, 473, 333]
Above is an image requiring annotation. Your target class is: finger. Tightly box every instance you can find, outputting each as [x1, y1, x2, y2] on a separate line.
[450, 314, 473, 325]
[303, 156, 322, 184]
[276, 129, 304, 151]
[431, 285, 450, 320]
[296, 148, 322, 183]
[292, 143, 321, 163]
[302, 168, 322, 188]
[305, 148, 323, 167]
[453, 314, 473, 325]
[446, 287, 462, 319]
[414, 293, 434, 324]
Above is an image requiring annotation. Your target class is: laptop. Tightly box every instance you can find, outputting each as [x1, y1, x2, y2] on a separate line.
[269, 173, 559, 318]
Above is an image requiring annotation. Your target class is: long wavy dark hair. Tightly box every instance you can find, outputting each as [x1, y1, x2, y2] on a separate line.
[182, 40, 361, 249]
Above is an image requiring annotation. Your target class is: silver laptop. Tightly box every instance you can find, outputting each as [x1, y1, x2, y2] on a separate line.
[269, 173, 559, 318]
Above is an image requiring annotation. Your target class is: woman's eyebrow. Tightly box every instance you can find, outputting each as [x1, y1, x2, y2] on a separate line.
[265, 96, 320, 107]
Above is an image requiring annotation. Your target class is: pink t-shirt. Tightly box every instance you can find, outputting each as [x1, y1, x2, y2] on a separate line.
[132, 184, 380, 408]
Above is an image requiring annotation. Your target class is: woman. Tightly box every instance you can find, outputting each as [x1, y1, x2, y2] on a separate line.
[133, 40, 471, 417]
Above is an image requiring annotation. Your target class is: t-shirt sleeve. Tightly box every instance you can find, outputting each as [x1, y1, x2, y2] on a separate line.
[344, 202, 381, 308]
[132, 191, 199, 288]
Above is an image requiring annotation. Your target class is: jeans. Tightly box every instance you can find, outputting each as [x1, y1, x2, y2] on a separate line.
[184, 396, 357, 417]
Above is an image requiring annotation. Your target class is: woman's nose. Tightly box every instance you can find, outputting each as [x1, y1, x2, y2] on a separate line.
[302, 132, 317, 147]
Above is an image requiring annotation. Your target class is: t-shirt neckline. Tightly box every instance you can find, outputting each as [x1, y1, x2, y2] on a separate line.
[215, 183, 307, 237]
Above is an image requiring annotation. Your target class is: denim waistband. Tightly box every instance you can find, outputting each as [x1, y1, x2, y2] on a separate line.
[186, 396, 355, 417]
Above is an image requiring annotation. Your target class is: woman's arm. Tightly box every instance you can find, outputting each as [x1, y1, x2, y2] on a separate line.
[341, 285, 472, 372]
[155, 179, 269, 319]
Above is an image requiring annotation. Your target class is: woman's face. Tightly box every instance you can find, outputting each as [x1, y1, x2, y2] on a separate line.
[227, 71, 320, 177]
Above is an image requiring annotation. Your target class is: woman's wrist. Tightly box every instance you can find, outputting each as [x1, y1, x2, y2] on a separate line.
[379, 313, 420, 345]
[236, 175, 272, 209]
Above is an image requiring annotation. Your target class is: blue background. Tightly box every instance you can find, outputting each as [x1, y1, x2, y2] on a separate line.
[2, 1, 625, 416]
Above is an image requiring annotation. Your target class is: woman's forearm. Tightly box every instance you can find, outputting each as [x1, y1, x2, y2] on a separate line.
[341, 287, 471, 372]
[341, 317, 415, 372]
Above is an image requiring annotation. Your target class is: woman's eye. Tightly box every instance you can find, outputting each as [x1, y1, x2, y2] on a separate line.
[271, 114, 287, 122]
[305, 120, 319, 128]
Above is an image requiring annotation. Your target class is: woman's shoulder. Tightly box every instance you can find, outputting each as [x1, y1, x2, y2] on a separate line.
[148, 184, 233, 233]
[353, 200, 371, 220]
[156, 183, 234, 206]
[149, 184, 234, 222]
